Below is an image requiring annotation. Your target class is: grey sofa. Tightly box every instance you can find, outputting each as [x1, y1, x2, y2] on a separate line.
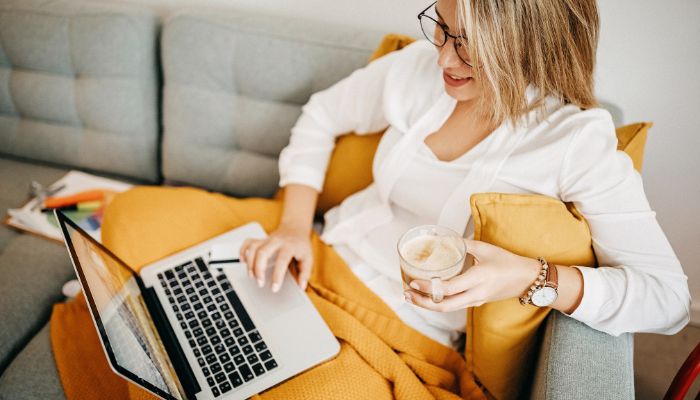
[0, 1, 635, 399]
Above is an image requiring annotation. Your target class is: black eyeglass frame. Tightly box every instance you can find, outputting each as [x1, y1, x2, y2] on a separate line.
[417, 1, 473, 67]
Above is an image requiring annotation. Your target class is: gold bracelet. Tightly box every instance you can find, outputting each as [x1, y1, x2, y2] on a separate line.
[518, 257, 548, 306]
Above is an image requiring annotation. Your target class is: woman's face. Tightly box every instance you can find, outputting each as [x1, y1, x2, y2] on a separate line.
[435, 0, 482, 102]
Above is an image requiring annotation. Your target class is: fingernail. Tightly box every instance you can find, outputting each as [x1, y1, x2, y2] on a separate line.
[409, 281, 419, 290]
[300, 279, 307, 291]
[257, 279, 264, 288]
[271, 282, 280, 293]
[404, 291, 413, 302]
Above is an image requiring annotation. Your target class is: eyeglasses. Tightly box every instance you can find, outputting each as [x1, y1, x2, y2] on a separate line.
[417, 1, 473, 67]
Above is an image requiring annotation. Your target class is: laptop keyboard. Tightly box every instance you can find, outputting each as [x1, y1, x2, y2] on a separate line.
[157, 257, 278, 397]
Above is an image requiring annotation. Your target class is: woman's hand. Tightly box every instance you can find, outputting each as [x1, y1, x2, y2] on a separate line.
[404, 239, 542, 312]
[239, 223, 313, 293]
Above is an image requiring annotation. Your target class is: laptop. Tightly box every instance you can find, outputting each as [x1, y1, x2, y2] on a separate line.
[55, 210, 340, 400]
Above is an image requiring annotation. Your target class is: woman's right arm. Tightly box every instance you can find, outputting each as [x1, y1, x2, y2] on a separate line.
[240, 43, 417, 292]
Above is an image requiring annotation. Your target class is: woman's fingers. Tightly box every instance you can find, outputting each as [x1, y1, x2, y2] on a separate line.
[251, 240, 282, 286]
[270, 247, 294, 292]
[408, 267, 482, 297]
[295, 253, 313, 290]
[405, 286, 485, 312]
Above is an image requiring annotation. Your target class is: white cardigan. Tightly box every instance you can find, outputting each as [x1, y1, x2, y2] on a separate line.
[278, 40, 690, 336]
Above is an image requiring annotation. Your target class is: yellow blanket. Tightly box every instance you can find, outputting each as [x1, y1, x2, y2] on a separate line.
[50, 186, 486, 399]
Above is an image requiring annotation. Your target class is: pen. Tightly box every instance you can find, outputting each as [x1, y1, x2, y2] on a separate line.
[209, 258, 241, 268]
[41, 200, 103, 213]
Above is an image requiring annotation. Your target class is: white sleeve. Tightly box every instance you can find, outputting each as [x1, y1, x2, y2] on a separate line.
[277, 48, 404, 192]
[558, 113, 690, 336]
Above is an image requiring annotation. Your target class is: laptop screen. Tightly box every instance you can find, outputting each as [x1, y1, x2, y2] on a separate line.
[60, 214, 183, 400]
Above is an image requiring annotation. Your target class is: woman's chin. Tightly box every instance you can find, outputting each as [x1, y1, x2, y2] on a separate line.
[444, 85, 479, 102]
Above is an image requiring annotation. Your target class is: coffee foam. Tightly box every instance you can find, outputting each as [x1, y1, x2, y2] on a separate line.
[400, 235, 462, 270]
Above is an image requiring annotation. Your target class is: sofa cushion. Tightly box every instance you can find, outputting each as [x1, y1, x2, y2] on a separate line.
[0, 0, 160, 182]
[0, 323, 66, 400]
[160, 10, 384, 198]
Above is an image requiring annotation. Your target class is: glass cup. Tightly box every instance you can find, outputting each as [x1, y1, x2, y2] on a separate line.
[397, 225, 467, 303]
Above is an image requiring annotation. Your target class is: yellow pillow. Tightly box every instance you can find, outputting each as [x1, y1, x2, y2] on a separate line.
[465, 122, 651, 399]
[466, 194, 596, 399]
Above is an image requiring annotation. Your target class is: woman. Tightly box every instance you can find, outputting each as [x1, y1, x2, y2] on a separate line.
[239, 0, 689, 347]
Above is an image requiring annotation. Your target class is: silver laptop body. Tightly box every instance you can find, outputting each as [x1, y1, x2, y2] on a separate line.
[56, 210, 340, 400]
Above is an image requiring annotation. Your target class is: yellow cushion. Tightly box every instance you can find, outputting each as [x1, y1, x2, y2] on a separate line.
[466, 194, 596, 399]
[465, 123, 650, 399]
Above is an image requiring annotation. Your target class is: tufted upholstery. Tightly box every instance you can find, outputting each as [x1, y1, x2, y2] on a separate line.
[0, 0, 160, 182]
[160, 10, 384, 198]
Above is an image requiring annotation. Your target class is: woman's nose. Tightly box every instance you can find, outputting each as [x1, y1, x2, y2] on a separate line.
[436, 38, 462, 69]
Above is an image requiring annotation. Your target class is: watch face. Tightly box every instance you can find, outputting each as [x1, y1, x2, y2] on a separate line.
[531, 286, 558, 307]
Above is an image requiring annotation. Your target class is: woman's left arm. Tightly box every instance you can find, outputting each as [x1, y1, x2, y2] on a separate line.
[407, 113, 691, 336]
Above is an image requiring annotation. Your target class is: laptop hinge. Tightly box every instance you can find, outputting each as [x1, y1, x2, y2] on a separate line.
[138, 278, 201, 400]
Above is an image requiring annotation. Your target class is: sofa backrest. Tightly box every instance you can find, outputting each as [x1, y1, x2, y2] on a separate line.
[0, 0, 160, 182]
[160, 10, 384, 198]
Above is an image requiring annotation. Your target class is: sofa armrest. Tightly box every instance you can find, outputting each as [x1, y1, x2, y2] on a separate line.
[530, 311, 635, 399]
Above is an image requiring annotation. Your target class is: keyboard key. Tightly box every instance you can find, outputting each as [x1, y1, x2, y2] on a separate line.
[211, 287, 221, 295]
[202, 319, 212, 328]
[206, 354, 217, 364]
[189, 295, 199, 303]
[252, 363, 265, 376]
[215, 295, 224, 304]
[194, 303, 203, 311]
[224, 337, 235, 347]
[225, 289, 256, 331]
[174, 288, 183, 295]
[264, 359, 278, 371]
[260, 350, 272, 361]
[220, 303, 230, 312]
[197, 310, 208, 319]
[215, 344, 226, 354]
[221, 282, 231, 291]
[211, 363, 222, 374]
[216, 320, 226, 329]
[165, 270, 175, 280]
[177, 272, 186, 280]
[224, 362, 235, 373]
[185, 330, 192, 339]
[237, 336, 249, 346]
[171, 304, 178, 312]
[247, 354, 259, 364]
[229, 371, 243, 388]
[220, 381, 232, 393]
[206, 327, 216, 336]
[212, 386, 220, 397]
[254, 341, 267, 352]
[203, 295, 212, 303]
[168, 296, 175, 304]
[193, 328, 203, 337]
[197, 337, 208, 346]
[184, 311, 194, 319]
[207, 304, 217, 312]
[175, 263, 186, 272]
[239, 364, 254, 382]
[197, 357, 205, 367]
[211, 336, 222, 345]
[188, 320, 199, 329]
[193, 348, 201, 357]
[224, 311, 234, 320]
[188, 339, 196, 348]
[176, 313, 183, 321]
[233, 328, 243, 337]
[249, 331, 262, 343]
[202, 367, 210, 376]
[220, 353, 230, 363]
[220, 328, 231, 338]
[233, 354, 245, 365]
[215, 372, 227, 383]
[181, 322, 187, 330]
[181, 303, 191, 311]
[185, 287, 195, 295]
[183, 279, 192, 287]
[202, 345, 213, 355]
[243, 345, 254, 355]
[176, 295, 186, 303]
[212, 312, 221, 321]
[229, 345, 241, 356]
[196, 258, 208, 272]
[186, 264, 196, 274]
[229, 320, 240, 329]
[196, 282, 205, 290]
[207, 377, 215, 387]
[207, 280, 216, 288]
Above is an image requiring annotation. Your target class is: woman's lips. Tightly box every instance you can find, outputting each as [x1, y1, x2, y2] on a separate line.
[443, 71, 472, 87]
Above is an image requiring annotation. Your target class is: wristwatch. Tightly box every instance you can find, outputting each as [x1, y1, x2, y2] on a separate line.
[519, 257, 559, 307]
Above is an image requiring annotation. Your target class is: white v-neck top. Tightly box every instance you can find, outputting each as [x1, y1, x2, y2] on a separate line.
[278, 40, 690, 338]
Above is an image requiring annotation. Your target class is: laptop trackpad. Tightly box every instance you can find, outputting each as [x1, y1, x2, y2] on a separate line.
[227, 266, 305, 322]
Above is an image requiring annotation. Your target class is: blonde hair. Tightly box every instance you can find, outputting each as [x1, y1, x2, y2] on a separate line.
[456, 0, 600, 125]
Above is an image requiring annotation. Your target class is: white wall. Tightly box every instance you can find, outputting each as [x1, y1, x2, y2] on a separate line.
[116, 0, 700, 323]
